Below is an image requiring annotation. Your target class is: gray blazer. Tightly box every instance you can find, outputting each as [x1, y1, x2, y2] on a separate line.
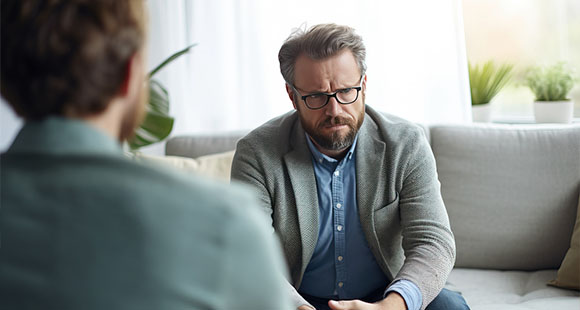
[231, 105, 455, 309]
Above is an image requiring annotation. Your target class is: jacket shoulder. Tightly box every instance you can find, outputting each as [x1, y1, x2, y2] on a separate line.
[365, 105, 428, 145]
[236, 110, 299, 155]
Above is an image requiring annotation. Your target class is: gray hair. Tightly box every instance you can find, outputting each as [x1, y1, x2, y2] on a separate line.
[278, 23, 367, 86]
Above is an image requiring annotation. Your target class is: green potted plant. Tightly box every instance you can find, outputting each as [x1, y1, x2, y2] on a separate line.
[525, 62, 576, 123]
[468, 60, 513, 122]
[127, 44, 196, 150]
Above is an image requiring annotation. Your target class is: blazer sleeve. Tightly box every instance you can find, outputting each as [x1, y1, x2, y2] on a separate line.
[392, 128, 456, 310]
[231, 137, 275, 229]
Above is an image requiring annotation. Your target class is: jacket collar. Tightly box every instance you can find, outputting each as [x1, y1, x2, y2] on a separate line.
[6, 117, 122, 156]
[355, 111, 387, 242]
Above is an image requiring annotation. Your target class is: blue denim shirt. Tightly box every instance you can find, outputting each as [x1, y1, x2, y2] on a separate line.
[298, 134, 422, 310]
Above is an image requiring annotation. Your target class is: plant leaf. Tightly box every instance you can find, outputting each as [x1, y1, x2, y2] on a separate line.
[525, 62, 577, 101]
[148, 43, 198, 78]
[128, 43, 197, 150]
[148, 79, 170, 114]
[127, 79, 174, 149]
[468, 60, 513, 105]
[128, 111, 174, 150]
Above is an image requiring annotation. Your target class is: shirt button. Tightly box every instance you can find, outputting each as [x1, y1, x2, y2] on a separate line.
[338, 256, 343, 261]
[334, 171, 340, 176]
[338, 282, 344, 288]
[336, 203, 342, 209]
[319, 158, 323, 163]
[337, 225, 343, 231]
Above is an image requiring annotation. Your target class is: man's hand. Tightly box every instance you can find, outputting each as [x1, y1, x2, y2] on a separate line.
[327, 292, 407, 310]
[297, 305, 316, 310]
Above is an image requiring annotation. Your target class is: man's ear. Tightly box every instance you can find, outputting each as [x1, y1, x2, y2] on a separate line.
[362, 74, 367, 94]
[285, 83, 298, 110]
[118, 52, 144, 99]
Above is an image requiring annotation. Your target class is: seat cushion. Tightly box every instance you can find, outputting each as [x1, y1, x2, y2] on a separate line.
[446, 268, 580, 310]
[430, 124, 580, 270]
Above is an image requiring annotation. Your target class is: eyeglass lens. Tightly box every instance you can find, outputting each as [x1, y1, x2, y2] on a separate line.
[305, 88, 359, 109]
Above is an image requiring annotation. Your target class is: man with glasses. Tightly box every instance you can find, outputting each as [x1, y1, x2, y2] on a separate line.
[231, 24, 469, 310]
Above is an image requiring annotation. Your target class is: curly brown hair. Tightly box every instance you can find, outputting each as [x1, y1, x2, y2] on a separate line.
[1, 0, 146, 120]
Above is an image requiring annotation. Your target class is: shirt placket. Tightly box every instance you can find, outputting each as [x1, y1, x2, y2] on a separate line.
[333, 164, 346, 296]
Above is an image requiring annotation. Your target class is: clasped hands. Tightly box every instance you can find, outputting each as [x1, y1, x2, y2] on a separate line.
[297, 292, 407, 310]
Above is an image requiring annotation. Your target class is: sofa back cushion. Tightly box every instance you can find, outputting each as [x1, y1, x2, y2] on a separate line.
[430, 124, 580, 270]
[166, 131, 247, 158]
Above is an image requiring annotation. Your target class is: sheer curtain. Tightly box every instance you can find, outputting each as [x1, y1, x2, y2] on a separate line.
[146, 0, 471, 138]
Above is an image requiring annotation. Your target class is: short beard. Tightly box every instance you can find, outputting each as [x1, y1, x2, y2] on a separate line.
[307, 116, 360, 151]
[299, 98, 365, 152]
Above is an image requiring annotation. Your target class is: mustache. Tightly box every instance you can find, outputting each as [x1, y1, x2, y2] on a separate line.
[319, 116, 353, 128]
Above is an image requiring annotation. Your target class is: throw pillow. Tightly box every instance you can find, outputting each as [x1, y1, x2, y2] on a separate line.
[130, 150, 235, 182]
[191, 150, 236, 181]
[549, 192, 580, 291]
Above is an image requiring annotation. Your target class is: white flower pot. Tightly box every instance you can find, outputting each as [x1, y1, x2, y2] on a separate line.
[533, 101, 574, 124]
[472, 103, 492, 123]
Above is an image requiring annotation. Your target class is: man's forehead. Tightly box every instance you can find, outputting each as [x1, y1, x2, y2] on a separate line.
[293, 50, 361, 90]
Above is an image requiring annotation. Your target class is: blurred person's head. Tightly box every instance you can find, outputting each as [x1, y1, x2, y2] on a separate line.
[1, 0, 148, 141]
[278, 24, 367, 158]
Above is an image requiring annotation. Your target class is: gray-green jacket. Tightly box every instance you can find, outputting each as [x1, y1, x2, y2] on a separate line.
[0, 117, 291, 310]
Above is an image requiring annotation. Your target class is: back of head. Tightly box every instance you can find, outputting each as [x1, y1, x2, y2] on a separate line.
[0, 0, 146, 120]
[278, 23, 367, 86]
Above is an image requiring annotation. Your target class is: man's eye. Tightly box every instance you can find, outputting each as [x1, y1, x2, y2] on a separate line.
[308, 94, 325, 99]
[338, 88, 353, 94]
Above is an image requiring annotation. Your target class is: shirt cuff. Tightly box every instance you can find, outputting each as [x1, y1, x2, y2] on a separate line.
[384, 279, 422, 310]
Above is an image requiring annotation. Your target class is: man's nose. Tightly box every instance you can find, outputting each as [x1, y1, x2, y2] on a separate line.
[324, 96, 342, 117]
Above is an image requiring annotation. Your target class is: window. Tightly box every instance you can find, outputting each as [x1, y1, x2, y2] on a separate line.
[463, 0, 580, 121]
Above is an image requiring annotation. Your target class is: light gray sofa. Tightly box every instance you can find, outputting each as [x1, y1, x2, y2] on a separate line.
[165, 122, 580, 310]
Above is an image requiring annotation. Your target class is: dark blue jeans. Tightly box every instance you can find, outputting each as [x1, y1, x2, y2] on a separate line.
[302, 288, 470, 310]
[425, 288, 470, 310]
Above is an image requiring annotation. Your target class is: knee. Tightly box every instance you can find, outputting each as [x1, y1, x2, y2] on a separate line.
[425, 288, 470, 310]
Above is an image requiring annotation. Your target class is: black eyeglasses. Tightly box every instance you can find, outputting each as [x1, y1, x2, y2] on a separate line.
[291, 75, 364, 110]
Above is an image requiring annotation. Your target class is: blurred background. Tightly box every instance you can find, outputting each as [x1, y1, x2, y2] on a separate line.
[463, 0, 580, 121]
[1, 0, 578, 154]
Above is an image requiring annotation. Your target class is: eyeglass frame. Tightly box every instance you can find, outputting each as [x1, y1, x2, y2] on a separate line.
[290, 75, 365, 110]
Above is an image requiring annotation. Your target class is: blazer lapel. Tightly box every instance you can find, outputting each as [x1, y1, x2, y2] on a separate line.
[357, 114, 387, 214]
[283, 122, 319, 283]
[356, 115, 389, 266]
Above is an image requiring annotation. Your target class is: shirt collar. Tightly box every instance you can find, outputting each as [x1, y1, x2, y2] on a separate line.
[305, 132, 358, 164]
[6, 116, 123, 156]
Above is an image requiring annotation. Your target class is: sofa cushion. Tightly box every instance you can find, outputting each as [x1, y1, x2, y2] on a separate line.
[131, 150, 235, 182]
[549, 193, 580, 290]
[446, 268, 580, 310]
[430, 124, 580, 270]
[165, 131, 247, 158]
